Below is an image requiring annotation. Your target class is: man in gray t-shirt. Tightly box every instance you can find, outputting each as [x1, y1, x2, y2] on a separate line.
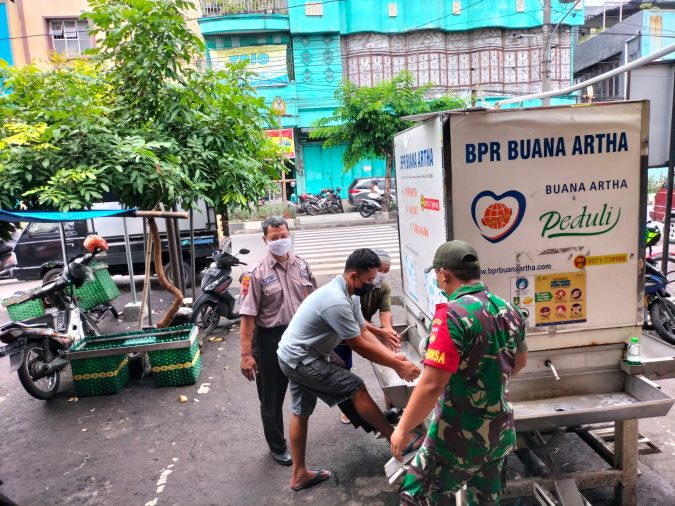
[277, 249, 421, 492]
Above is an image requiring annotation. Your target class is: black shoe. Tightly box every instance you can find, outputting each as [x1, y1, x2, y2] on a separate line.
[271, 449, 293, 466]
[383, 407, 403, 425]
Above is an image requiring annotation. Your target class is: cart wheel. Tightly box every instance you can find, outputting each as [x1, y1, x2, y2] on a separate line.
[17, 341, 60, 400]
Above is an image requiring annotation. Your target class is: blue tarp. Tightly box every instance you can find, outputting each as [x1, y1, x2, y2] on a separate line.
[0, 209, 137, 223]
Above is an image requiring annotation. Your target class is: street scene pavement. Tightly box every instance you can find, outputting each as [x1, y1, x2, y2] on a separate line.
[2, 218, 675, 505]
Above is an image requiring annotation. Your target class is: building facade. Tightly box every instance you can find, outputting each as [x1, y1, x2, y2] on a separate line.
[198, 0, 584, 197]
[575, 8, 675, 101]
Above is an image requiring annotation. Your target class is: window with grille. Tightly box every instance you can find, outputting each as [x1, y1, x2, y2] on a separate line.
[49, 19, 92, 58]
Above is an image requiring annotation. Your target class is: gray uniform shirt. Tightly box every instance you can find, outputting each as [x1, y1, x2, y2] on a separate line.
[239, 252, 316, 328]
[277, 275, 366, 368]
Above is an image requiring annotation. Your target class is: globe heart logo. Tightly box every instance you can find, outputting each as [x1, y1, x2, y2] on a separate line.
[470, 190, 526, 243]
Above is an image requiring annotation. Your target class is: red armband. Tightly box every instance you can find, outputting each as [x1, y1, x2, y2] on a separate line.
[422, 303, 460, 373]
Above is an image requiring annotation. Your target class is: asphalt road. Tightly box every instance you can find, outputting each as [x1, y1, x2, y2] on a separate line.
[2, 226, 675, 505]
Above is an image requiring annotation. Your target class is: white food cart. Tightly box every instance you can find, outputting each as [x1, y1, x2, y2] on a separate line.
[375, 101, 675, 505]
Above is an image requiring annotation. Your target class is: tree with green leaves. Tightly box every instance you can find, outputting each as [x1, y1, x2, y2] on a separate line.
[311, 72, 465, 211]
[0, 0, 284, 240]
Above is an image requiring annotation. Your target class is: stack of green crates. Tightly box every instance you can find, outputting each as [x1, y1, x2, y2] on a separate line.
[65, 325, 200, 396]
[73, 262, 120, 311]
[2, 289, 45, 321]
[148, 325, 201, 388]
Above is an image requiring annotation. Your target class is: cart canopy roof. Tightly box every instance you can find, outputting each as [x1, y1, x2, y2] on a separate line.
[0, 209, 136, 223]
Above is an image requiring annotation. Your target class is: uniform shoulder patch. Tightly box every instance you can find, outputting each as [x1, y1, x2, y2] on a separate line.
[240, 274, 251, 296]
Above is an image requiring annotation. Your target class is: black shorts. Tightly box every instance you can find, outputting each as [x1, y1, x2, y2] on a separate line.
[278, 357, 365, 416]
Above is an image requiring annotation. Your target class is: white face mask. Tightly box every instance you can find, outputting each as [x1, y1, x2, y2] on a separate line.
[267, 238, 292, 256]
[374, 272, 387, 288]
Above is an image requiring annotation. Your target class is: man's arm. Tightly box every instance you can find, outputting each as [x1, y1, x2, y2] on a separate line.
[390, 366, 450, 461]
[365, 318, 400, 350]
[238, 271, 261, 382]
[239, 315, 257, 381]
[347, 331, 419, 381]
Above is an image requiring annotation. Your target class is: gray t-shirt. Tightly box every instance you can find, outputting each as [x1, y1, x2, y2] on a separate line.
[277, 275, 366, 368]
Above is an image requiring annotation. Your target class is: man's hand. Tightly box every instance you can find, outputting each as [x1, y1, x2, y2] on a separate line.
[390, 426, 419, 462]
[379, 327, 401, 351]
[240, 354, 258, 381]
[393, 354, 420, 382]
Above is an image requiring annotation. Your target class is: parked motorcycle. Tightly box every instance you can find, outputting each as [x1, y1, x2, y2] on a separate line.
[0, 241, 16, 280]
[327, 187, 344, 214]
[644, 222, 675, 344]
[358, 192, 397, 218]
[0, 235, 107, 400]
[191, 247, 249, 334]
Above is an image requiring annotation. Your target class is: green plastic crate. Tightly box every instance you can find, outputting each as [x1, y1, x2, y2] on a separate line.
[66, 325, 199, 392]
[2, 290, 45, 321]
[73, 262, 119, 310]
[149, 337, 202, 388]
[70, 353, 129, 397]
[93, 263, 120, 300]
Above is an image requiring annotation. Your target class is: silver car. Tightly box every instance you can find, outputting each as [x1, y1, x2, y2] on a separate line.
[347, 177, 397, 207]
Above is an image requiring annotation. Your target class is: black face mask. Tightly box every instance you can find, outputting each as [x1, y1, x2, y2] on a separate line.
[354, 281, 375, 296]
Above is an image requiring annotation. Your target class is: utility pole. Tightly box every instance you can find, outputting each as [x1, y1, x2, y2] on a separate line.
[542, 0, 552, 106]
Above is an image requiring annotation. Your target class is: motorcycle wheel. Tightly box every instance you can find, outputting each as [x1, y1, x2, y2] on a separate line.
[328, 204, 340, 214]
[359, 205, 375, 218]
[306, 204, 319, 216]
[192, 302, 221, 335]
[17, 341, 60, 400]
[650, 298, 675, 345]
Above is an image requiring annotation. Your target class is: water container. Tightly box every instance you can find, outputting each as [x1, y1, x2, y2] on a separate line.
[626, 336, 642, 365]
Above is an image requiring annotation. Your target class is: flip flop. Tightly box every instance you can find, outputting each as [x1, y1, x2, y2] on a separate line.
[340, 413, 351, 424]
[291, 469, 332, 491]
[402, 430, 425, 456]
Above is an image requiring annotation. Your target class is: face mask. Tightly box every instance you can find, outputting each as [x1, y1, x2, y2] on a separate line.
[267, 238, 291, 256]
[354, 280, 375, 296]
[374, 272, 387, 288]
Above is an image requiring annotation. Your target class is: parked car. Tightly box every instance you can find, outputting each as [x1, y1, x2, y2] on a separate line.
[10, 201, 220, 288]
[347, 177, 397, 208]
[651, 182, 675, 222]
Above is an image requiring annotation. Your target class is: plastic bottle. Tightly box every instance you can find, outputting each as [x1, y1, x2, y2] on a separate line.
[625, 336, 642, 365]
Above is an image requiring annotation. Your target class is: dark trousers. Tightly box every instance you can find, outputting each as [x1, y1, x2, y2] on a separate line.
[252, 325, 288, 453]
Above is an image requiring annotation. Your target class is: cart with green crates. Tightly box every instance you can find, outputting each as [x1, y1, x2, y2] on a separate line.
[65, 324, 201, 396]
[1, 289, 45, 321]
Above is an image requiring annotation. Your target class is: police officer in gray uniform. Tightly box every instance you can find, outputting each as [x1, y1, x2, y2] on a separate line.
[239, 216, 317, 466]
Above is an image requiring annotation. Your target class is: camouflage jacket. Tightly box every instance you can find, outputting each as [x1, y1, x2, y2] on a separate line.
[422, 282, 527, 465]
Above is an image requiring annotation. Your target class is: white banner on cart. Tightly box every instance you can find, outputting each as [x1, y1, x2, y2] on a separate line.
[395, 116, 447, 319]
[449, 102, 645, 332]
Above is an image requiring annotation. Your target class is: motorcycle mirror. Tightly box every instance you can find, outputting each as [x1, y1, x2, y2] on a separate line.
[239, 248, 250, 255]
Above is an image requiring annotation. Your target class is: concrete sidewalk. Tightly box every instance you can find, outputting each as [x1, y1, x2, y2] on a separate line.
[228, 209, 397, 234]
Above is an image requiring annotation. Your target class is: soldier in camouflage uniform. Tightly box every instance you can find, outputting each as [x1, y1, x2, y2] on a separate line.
[390, 240, 527, 505]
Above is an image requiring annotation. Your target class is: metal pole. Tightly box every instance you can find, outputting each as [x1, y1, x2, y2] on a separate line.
[190, 208, 196, 304]
[143, 218, 153, 327]
[542, 0, 552, 106]
[59, 222, 69, 279]
[122, 217, 137, 304]
[161, 204, 182, 295]
[171, 204, 186, 295]
[661, 70, 675, 275]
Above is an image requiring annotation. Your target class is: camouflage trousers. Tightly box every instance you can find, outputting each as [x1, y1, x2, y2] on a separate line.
[399, 448, 506, 506]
